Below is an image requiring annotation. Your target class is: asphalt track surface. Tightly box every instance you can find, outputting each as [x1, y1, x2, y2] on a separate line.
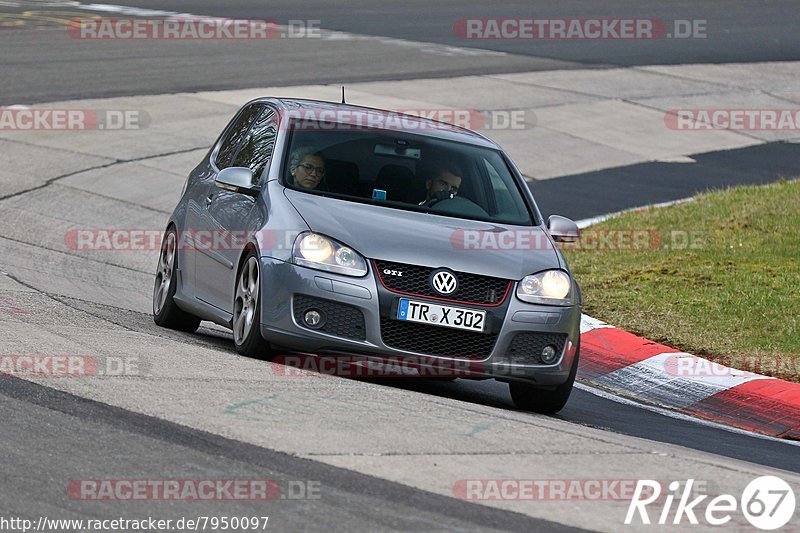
[534, 141, 800, 220]
[0, 376, 577, 532]
[1, 1, 800, 531]
[2, 0, 800, 103]
[113, 0, 800, 65]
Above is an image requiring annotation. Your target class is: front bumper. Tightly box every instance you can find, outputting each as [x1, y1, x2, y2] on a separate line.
[259, 257, 581, 386]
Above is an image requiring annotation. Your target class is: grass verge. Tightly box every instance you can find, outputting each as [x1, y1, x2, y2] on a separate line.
[562, 179, 800, 381]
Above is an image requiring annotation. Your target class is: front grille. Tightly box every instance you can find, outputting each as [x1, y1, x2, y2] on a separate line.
[293, 295, 366, 340]
[374, 260, 511, 305]
[505, 332, 568, 364]
[380, 317, 498, 359]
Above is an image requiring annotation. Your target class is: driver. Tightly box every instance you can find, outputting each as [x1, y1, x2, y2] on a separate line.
[418, 159, 463, 206]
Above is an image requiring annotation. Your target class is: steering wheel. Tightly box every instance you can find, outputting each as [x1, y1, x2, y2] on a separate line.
[426, 194, 490, 218]
[423, 190, 456, 208]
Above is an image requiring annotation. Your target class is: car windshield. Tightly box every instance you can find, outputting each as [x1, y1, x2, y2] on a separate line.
[281, 119, 534, 226]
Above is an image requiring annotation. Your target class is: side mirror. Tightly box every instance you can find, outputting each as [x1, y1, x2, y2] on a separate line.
[215, 167, 258, 196]
[547, 215, 580, 243]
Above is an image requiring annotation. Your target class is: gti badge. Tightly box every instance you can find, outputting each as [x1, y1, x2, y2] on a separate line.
[430, 269, 458, 296]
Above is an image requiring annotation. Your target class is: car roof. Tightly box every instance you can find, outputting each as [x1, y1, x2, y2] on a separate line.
[251, 97, 500, 149]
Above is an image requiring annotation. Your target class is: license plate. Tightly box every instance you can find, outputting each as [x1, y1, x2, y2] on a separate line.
[397, 299, 486, 332]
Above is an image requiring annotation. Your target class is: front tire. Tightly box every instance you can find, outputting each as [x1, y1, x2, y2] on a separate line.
[232, 252, 272, 358]
[153, 228, 201, 332]
[509, 340, 579, 414]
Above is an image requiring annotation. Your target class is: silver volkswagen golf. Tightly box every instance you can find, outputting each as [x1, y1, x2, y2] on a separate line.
[153, 98, 583, 413]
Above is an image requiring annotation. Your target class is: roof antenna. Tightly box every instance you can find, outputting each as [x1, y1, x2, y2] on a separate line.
[341, 85, 346, 104]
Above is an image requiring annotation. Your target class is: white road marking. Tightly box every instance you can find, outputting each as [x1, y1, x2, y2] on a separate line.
[592, 352, 771, 409]
[579, 313, 614, 334]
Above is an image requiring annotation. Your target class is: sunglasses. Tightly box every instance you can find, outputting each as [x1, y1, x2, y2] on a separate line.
[297, 162, 326, 176]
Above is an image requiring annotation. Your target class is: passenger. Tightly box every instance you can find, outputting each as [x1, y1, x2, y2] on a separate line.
[289, 147, 327, 190]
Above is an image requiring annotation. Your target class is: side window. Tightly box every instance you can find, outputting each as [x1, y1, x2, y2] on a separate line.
[484, 158, 522, 218]
[215, 103, 265, 170]
[232, 107, 278, 185]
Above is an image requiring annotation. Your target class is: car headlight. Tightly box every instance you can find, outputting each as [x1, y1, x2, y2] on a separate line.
[516, 270, 573, 306]
[292, 232, 368, 277]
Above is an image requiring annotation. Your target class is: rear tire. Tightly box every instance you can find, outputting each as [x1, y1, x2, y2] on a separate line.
[153, 228, 201, 332]
[509, 340, 579, 414]
[232, 252, 273, 358]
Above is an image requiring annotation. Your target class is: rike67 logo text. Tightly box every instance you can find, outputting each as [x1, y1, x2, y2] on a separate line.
[626, 477, 795, 530]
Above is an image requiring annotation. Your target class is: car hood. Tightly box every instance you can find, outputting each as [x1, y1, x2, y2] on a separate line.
[284, 190, 561, 280]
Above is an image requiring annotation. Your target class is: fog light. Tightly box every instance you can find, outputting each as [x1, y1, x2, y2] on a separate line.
[541, 344, 558, 364]
[303, 309, 324, 328]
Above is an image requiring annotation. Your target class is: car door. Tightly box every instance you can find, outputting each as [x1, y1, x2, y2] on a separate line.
[184, 103, 264, 303]
[194, 104, 278, 313]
